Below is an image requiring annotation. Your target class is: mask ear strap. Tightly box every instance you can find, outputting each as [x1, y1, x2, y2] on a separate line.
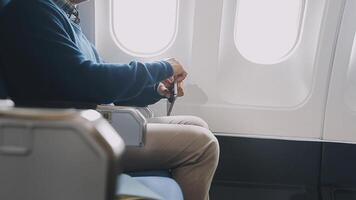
[71, 6, 80, 24]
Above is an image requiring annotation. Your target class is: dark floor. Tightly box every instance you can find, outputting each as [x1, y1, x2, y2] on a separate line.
[209, 136, 356, 200]
[210, 182, 318, 200]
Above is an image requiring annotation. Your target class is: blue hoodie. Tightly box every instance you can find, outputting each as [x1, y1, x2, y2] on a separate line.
[0, 0, 174, 107]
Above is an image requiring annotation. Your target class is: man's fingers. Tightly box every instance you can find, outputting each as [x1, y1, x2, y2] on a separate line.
[162, 77, 175, 88]
[162, 80, 170, 88]
[158, 83, 171, 98]
[165, 58, 188, 82]
[177, 81, 185, 97]
[178, 87, 184, 97]
[175, 72, 188, 83]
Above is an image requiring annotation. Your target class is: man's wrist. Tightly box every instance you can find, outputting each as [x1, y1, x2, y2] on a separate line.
[155, 83, 167, 99]
[161, 61, 174, 78]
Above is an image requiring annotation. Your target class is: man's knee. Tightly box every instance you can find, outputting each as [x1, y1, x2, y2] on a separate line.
[195, 127, 220, 165]
[206, 132, 220, 165]
[186, 116, 209, 129]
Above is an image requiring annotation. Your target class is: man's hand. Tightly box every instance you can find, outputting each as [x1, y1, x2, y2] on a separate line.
[177, 82, 184, 97]
[157, 82, 171, 98]
[165, 58, 188, 83]
[158, 78, 185, 98]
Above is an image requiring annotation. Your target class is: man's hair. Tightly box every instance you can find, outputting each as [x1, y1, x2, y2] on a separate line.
[53, 0, 80, 24]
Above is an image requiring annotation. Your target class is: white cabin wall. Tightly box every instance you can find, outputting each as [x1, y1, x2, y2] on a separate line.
[168, 0, 341, 139]
[78, 0, 350, 141]
[93, 0, 195, 66]
[324, 0, 356, 143]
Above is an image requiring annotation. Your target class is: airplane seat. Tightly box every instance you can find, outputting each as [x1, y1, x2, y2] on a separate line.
[97, 106, 184, 200]
[0, 1, 183, 199]
[0, 105, 183, 199]
[0, 108, 125, 200]
[127, 170, 185, 199]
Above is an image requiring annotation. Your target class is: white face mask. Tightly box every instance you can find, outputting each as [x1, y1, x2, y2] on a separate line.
[53, 0, 80, 24]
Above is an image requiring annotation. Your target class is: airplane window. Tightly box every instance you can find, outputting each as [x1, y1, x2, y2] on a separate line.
[234, 0, 305, 64]
[112, 0, 179, 57]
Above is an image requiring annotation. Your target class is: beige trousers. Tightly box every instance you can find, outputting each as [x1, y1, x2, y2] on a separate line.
[122, 116, 220, 200]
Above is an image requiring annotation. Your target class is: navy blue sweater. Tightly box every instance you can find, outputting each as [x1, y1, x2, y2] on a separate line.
[0, 0, 173, 107]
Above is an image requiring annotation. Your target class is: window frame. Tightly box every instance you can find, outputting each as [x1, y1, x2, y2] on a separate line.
[233, 0, 307, 65]
[110, 0, 180, 57]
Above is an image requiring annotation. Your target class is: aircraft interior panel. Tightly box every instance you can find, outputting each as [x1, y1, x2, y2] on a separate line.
[82, 0, 347, 140]
[76, 1, 356, 198]
[93, 0, 195, 68]
[324, 0, 356, 143]
[2, 0, 356, 199]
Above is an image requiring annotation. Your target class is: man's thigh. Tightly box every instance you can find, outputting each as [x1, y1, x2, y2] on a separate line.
[123, 123, 216, 171]
[148, 115, 209, 129]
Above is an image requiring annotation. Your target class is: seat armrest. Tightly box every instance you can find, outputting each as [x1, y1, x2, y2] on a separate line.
[0, 99, 14, 108]
[134, 107, 154, 119]
[97, 105, 147, 147]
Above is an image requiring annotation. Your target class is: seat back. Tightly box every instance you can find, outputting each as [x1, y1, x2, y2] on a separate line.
[0, 108, 125, 200]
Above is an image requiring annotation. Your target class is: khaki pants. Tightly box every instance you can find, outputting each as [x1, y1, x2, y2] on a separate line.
[123, 116, 220, 200]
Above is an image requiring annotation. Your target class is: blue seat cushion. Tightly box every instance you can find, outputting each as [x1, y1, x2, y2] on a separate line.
[133, 176, 184, 200]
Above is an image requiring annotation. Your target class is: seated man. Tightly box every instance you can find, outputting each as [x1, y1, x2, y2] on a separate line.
[0, 0, 219, 199]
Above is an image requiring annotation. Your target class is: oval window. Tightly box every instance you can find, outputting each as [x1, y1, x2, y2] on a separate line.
[112, 0, 179, 57]
[234, 0, 305, 64]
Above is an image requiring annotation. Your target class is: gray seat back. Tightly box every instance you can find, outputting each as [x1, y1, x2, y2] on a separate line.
[0, 108, 125, 200]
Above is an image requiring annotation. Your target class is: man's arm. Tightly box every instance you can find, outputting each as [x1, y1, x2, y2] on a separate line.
[114, 85, 164, 107]
[0, 0, 173, 104]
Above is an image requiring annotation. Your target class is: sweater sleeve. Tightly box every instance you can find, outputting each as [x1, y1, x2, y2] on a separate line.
[114, 84, 165, 107]
[1, 1, 173, 104]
